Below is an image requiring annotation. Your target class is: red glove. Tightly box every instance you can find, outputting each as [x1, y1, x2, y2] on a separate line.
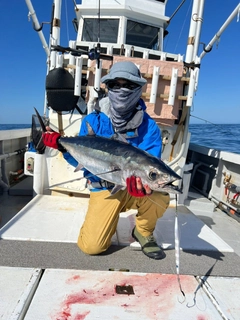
[126, 176, 146, 197]
[42, 131, 61, 149]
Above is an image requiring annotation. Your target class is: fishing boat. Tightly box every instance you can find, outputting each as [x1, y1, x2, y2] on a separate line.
[0, 0, 240, 318]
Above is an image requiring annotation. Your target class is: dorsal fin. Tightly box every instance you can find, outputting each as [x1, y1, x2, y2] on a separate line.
[112, 133, 129, 144]
[86, 121, 96, 136]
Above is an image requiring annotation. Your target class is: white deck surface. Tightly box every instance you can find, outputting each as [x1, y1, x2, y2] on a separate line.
[199, 276, 240, 320]
[0, 195, 233, 253]
[0, 267, 42, 320]
[0, 195, 240, 319]
[19, 269, 225, 320]
[1, 267, 239, 320]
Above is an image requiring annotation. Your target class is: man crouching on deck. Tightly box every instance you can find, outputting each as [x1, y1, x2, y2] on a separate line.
[42, 61, 170, 260]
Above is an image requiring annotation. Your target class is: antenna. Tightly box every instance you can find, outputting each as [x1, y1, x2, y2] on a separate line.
[88, 0, 113, 66]
[52, 0, 112, 64]
[95, 0, 101, 68]
[98, 0, 101, 43]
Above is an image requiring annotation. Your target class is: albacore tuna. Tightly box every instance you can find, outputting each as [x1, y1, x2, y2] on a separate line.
[59, 129, 182, 195]
[34, 107, 181, 194]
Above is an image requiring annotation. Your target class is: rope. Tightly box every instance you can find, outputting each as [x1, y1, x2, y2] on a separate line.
[175, 194, 186, 302]
[172, 0, 192, 53]
[148, 194, 186, 303]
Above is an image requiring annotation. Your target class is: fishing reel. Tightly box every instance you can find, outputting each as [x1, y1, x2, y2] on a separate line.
[88, 43, 113, 68]
[51, 44, 113, 67]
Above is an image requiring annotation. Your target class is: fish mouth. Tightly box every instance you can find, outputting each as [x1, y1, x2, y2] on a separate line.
[158, 181, 182, 194]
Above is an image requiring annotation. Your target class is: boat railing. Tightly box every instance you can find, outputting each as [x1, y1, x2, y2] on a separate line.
[0, 129, 31, 192]
[77, 42, 183, 62]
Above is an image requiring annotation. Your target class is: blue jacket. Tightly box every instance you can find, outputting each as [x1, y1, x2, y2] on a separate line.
[63, 99, 162, 191]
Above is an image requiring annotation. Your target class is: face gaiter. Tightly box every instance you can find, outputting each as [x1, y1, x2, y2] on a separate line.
[108, 86, 143, 133]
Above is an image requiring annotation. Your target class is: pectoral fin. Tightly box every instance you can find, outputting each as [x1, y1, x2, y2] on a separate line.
[110, 184, 125, 195]
[74, 164, 84, 172]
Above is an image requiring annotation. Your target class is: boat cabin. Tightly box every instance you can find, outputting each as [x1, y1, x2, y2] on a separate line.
[75, 0, 170, 59]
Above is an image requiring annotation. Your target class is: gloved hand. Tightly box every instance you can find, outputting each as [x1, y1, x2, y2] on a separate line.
[126, 176, 152, 197]
[42, 130, 66, 152]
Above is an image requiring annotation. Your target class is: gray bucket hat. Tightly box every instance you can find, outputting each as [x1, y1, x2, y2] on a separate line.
[101, 61, 147, 87]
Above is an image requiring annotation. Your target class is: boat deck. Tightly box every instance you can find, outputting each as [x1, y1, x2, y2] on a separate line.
[0, 182, 240, 319]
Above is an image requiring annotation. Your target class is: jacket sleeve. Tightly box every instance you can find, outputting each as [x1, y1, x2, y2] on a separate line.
[135, 114, 162, 158]
[62, 151, 78, 167]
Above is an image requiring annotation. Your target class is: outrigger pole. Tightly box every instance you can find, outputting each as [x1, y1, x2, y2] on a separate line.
[48, 0, 65, 136]
[25, 0, 64, 133]
[170, 1, 240, 168]
[25, 0, 50, 57]
[25, 0, 52, 118]
[200, 3, 240, 59]
[169, 0, 205, 168]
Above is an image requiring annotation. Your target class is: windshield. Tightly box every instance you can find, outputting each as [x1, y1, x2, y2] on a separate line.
[126, 20, 160, 50]
[82, 18, 119, 43]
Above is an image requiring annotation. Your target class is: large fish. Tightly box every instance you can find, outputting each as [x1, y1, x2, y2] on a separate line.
[34, 108, 181, 194]
[59, 129, 182, 195]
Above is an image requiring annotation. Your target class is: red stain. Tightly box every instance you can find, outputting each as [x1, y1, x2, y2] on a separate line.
[61, 311, 71, 318]
[53, 286, 116, 319]
[54, 310, 90, 320]
[66, 275, 81, 284]
[73, 311, 90, 320]
[52, 272, 209, 319]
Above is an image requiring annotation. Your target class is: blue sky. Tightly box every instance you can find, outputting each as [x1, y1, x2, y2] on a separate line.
[0, 0, 239, 124]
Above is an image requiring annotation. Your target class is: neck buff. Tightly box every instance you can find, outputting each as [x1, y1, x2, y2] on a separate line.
[108, 86, 143, 132]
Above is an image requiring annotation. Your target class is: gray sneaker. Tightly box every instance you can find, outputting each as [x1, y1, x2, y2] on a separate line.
[132, 227, 165, 260]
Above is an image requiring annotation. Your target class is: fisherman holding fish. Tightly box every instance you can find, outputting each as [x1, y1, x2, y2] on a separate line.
[42, 61, 171, 260]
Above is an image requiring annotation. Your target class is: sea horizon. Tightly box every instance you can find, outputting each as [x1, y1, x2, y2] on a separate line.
[0, 123, 239, 154]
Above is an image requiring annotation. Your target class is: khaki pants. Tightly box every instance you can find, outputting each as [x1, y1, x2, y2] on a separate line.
[77, 189, 170, 255]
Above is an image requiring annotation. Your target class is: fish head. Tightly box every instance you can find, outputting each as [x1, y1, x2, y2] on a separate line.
[137, 159, 182, 194]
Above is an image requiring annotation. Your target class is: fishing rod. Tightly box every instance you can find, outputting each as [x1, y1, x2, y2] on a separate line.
[190, 114, 218, 126]
[0, 148, 27, 161]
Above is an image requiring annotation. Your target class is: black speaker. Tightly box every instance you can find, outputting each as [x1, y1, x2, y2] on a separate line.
[46, 68, 79, 112]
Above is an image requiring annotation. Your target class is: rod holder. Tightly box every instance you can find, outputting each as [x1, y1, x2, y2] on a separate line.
[94, 60, 102, 98]
[168, 68, 178, 106]
[150, 66, 160, 104]
[74, 57, 83, 96]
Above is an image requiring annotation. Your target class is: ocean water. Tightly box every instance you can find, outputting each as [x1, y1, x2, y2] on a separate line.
[0, 123, 239, 154]
[189, 123, 240, 154]
[0, 124, 31, 130]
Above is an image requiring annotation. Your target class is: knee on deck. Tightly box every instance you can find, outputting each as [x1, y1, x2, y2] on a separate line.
[77, 235, 110, 255]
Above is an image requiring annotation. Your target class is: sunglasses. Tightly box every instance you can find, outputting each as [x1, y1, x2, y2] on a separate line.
[107, 80, 140, 91]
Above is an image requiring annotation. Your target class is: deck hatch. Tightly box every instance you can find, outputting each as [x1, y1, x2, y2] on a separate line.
[115, 285, 135, 295]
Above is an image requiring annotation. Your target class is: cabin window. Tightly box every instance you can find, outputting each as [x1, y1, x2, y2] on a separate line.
[82, 18, 119, 43]
[126, 20, 160, 50]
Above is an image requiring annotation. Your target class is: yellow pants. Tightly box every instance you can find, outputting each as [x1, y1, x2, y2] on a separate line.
[77, 189, 170, 255]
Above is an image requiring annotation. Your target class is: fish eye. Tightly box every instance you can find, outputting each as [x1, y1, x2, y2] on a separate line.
[149, 171, 158, 181]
